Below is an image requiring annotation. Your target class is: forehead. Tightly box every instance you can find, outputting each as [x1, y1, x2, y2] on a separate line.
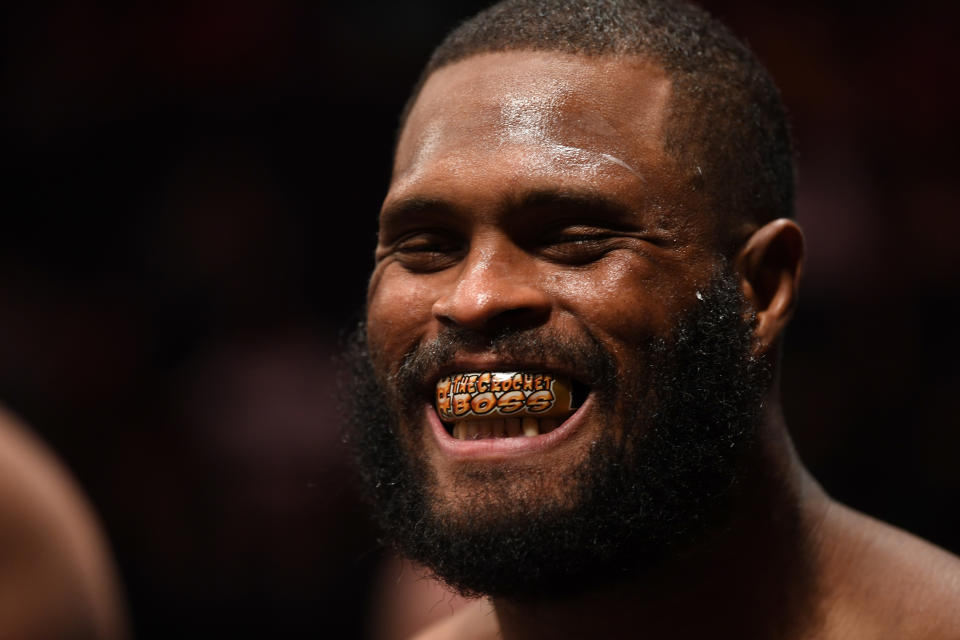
[393, 51, 674, 184]
[381, 50, 720, 245]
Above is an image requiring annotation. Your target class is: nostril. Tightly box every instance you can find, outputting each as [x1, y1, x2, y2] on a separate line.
[432, 282, 551, 332]
[435, 305, 548, 333]
[489, 306, 549, 330]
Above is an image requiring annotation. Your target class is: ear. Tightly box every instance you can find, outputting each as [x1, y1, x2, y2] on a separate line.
[734, 218, 805, 355]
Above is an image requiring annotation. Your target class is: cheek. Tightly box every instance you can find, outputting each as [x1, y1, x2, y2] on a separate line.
[545, 256, 690, 343]
[366, 268, 438, 364]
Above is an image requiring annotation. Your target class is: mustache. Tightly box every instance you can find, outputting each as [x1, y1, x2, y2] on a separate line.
[391, 325, 618, 401]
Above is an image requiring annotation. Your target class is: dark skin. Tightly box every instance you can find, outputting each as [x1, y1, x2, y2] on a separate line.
[367, 51, 960, 639]
[0, 407, 128, 640]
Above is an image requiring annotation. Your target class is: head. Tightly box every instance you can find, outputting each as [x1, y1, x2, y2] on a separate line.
[348, 0, 804, 599]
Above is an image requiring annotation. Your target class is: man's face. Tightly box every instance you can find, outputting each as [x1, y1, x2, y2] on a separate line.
[357, 51, 764, 596]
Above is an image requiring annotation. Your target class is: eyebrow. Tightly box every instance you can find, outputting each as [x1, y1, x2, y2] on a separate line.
[379, 195, 460, 232]
[379, 188, 643, 236]
[507, 188, 647, 233]
[514, 188, 634, 218]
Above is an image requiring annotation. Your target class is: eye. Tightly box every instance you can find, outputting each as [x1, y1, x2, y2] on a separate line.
[390, 231, 465, 272]
[538, 226, 622, 264]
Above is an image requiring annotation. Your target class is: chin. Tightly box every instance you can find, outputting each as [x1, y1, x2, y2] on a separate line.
[429, 458, 589, 527]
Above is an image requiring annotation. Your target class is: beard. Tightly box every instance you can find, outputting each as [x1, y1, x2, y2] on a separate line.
[344, 271, 771, 600]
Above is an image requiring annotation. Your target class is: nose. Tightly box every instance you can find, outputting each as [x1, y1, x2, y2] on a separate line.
[431, 239, 551, 334]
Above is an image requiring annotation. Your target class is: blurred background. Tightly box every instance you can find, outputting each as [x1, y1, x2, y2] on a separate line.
[1, 0, 958, 637]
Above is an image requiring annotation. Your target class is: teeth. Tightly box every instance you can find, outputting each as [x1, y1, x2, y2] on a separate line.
[522, 417, 539, 437]
[477, 421, 493, 439]
[450, 417, 563, 440]
[465, 420, 480, 440]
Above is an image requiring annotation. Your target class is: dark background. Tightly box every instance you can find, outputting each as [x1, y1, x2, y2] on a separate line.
[1, 1, 958, 637]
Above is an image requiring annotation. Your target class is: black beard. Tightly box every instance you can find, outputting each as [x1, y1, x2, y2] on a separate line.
[344, 272, 771, 600]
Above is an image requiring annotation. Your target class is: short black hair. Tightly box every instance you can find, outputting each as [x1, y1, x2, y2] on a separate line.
[399, 0, 795, 238]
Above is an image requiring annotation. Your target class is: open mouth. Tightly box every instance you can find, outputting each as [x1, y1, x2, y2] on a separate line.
[435, 371, 590, 440]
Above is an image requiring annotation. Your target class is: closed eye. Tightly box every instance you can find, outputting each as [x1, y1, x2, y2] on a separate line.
[537, 226, 631, 264]
[388, 231, 465, 272]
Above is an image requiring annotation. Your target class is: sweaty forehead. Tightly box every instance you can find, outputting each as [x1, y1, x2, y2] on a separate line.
[393, 51, 674, 181]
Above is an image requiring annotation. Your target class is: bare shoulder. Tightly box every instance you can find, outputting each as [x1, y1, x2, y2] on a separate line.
[411, 598, 500, 640]
[816, 499, 960, 638]
[0, 407, 128, 639]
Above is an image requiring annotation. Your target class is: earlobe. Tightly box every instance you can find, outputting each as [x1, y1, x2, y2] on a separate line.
[734, 218, 805, 355]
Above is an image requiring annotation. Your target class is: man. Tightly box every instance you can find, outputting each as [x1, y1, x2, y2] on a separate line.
[0, 406, 128, 639]
[346, 0, 960, 637]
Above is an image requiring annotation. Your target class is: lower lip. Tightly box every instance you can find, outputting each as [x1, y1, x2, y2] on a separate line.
[427, 395, 594, 461]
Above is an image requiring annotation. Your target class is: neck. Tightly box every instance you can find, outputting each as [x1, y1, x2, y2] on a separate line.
[491, 400, 830, 640]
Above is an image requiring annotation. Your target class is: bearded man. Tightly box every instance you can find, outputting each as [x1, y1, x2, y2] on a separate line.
[346, 0, 960, 637]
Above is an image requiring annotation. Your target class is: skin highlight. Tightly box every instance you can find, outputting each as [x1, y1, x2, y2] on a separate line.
[361, 50, 960, 640]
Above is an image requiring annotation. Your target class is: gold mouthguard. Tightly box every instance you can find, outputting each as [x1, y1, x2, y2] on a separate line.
[435, 371, 575, 422]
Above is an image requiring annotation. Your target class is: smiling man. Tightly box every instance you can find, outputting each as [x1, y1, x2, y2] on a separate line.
[347, 1, 960, 638]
